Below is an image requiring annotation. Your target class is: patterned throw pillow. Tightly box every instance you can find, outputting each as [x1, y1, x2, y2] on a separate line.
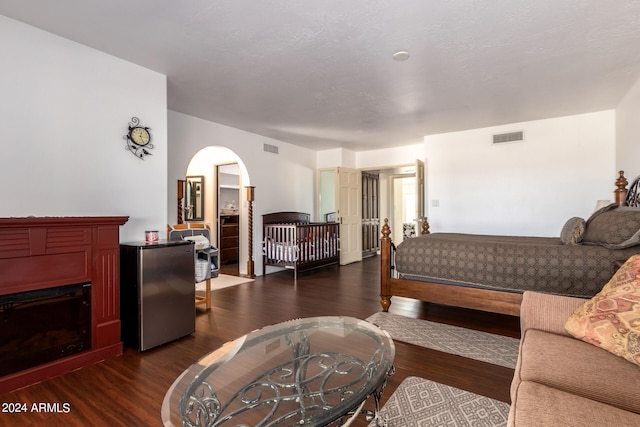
[560, 217, 585, 245]
[565, 254, 640, 367]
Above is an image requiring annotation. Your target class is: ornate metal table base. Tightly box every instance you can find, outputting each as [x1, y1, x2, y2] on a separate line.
[339, 365, 394, 427]
[163, 317, 395, 427]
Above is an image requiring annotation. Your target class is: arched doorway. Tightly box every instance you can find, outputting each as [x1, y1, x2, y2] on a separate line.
[183, 147, 251, 277]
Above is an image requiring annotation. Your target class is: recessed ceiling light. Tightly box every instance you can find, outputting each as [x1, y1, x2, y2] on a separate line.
[393, 50, 410, 61]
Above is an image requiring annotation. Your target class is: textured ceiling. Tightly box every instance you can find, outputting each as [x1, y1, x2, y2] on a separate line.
[2, 0, 640, 151]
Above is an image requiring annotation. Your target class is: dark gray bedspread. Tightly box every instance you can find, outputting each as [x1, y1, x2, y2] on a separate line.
[395, 233, 640, 298]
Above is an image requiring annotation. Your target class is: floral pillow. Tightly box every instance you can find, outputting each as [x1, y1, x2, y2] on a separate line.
[565, 254, 640, 367]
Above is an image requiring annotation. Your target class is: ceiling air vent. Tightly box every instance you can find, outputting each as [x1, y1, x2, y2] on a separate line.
[493, 131, 524, 144]
[263, 143, 279, 154]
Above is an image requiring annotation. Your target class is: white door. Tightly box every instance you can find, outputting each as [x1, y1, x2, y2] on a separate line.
[337, 167, 362, 265]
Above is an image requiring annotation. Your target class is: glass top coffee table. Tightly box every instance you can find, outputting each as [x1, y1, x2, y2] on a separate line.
[161, 316, 395, 427]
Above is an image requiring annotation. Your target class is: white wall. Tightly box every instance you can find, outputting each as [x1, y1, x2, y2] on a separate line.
[4, 14, 631, 252]
[0, 16, 168, 242]
[168, 111, 317, 275]
[424, 111, 616, 236]
[616, 75, 640, 179]
[316, 144, 425, 171]
[356, 143, 425, 170]
[316, 148, 357, 169]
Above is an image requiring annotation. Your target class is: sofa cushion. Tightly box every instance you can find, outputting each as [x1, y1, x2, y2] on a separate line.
[560, 216, 585, 245]
[565, 254, 640, 367]
[508, 381, 640, 427]
[516, 329, 640, 414]
[520, 291, 586, 336]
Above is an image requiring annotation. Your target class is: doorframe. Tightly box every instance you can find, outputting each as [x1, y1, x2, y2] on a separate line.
[184, 147, 251, 277]
[215, 162, 241, 275]
[317, 162, 426, 258]
[361, 170, 380, 258]
[361, 163, 422, 245]
[390, 173, 417, 242]
[316, 167, 363, 265]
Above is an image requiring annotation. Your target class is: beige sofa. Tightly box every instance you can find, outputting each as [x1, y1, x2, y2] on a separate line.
[508, 291, 640, 426]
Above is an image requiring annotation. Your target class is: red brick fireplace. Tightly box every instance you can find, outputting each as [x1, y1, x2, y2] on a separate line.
[0, 216, 128, 393]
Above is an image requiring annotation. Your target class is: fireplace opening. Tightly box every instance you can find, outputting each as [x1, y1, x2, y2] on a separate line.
[0, 283, 91, 377]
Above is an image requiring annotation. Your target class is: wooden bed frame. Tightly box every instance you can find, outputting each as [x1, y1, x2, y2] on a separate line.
[380, 171, 633, 316]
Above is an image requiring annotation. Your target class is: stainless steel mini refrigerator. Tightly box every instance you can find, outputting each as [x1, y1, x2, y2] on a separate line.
[120, 240, 195, 351]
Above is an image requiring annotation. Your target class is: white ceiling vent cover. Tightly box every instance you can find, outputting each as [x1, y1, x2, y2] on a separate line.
[263, 143, 279, 154]
[493, 131, 524, 144]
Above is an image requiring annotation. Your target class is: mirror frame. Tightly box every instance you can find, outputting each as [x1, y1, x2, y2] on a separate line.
[185, 175, 205, 222]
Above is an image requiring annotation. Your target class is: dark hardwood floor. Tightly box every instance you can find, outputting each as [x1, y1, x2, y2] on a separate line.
[1, 256, 520, 426]
[218, 262, 239, 276]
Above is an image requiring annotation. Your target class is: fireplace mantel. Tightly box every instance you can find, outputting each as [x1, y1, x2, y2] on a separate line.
[0, 216, 129, 393]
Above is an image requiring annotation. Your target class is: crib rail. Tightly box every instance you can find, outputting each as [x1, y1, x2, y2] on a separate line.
[264, 224, 299, 266]
[262, 222, 340, 280]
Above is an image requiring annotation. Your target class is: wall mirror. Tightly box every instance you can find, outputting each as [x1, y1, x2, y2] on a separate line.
[185, 175, 205, 221]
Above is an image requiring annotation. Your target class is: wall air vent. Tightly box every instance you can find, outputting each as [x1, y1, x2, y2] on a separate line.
[263, 143, 279, 154]
[493, 131, 524, 144]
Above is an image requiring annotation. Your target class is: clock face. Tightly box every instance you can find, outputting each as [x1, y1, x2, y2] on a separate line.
[130, 126, 150, 146]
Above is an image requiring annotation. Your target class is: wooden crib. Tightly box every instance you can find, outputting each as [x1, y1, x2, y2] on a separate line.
[262, 212, 339, 280]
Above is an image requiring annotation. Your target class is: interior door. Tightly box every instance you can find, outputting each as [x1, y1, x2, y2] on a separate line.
[361, 171, 380, 257]
[337, 167, 362, 265]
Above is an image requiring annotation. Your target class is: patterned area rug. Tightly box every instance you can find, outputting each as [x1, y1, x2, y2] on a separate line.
[369, 376, 510, 427]
[366, 312, 519, 369]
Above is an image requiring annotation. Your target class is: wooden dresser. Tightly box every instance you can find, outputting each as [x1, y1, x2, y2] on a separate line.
[219, 215, 239, 265]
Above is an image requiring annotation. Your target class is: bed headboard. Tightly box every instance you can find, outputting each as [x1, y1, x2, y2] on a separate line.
[624, 175, 640, 207]
[262, 212, 310, 225]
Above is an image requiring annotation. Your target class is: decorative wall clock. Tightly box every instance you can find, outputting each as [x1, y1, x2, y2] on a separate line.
[124, 117, 153, 159]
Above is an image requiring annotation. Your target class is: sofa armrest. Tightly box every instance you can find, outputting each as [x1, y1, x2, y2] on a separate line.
[520, 291, 587, 337]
